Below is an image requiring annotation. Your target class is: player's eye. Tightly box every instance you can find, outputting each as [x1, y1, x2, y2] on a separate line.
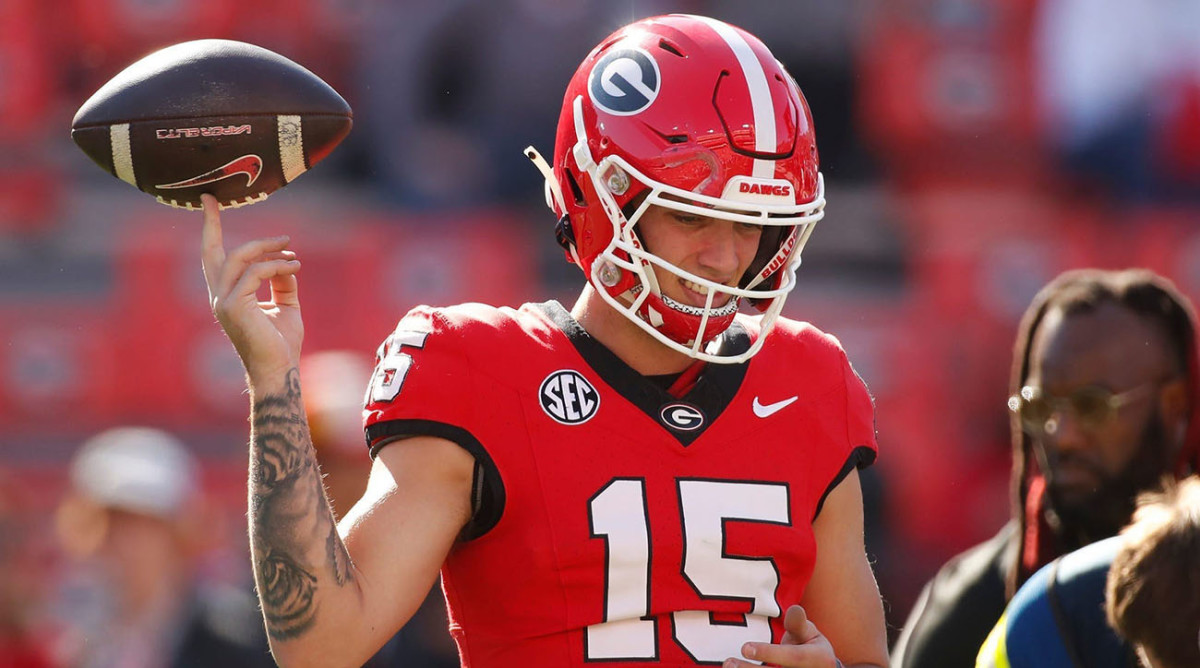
[671, 212, 706, 225]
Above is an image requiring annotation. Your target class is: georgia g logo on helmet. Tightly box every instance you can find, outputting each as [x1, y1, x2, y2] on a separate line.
[587, 48, 661, 116]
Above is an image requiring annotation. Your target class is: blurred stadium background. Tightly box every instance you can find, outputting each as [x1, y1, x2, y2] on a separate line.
[2, 0, 1199, 659]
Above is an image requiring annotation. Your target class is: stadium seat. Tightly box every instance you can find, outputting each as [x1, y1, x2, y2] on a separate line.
[102, 206, 538, 427]
[64, 0, 240, 96]
[787, 294, 1001, 552]
[226, 0, 371, 97]
[0, 166, 59, 235]
[904, 187, 1102, 419]
[0, 304, 120, 427]
[0, 0, 60, 234]
[370, 209, 540, 318]
[1122, 208, 1200, 302]
[0, 0, 54, 146]
[856, 0, 1043, 183]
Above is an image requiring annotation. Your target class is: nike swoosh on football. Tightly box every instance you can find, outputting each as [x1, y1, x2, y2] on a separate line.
[155, 154, 263, 189]
[753, 395, 798, 418]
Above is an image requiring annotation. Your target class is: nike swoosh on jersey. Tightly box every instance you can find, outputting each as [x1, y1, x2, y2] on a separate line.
[752, 395, 798, 418]
[155, 154, 263, 189]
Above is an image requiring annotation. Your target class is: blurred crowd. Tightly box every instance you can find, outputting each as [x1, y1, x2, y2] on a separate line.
[2, 0, 1200, 665]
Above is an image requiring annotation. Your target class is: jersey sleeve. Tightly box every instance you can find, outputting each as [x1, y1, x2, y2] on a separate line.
[842, 350, 878, 468]
[363, 306, 477, 456]
[808, 332, 879, 520]
[362, 305, 507, 540]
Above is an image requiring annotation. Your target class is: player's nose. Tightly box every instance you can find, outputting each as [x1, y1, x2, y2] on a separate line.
[695, 221, 743, 282]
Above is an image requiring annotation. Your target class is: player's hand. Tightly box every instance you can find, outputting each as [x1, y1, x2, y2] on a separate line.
[724, 605, 840, 668]
[200, 193, 304, 381]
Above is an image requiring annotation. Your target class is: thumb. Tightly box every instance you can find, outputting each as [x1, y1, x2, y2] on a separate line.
[781, 605, 820, 645]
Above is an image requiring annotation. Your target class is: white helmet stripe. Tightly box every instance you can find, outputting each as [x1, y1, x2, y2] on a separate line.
[693, 15, 777, 179]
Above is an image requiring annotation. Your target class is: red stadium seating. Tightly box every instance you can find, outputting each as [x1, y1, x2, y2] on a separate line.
[856, 0, 1043, 184]
[790, 294, 1009, 555]
[0, 0, 54, 146]
[902, 186, 1103, 425]
[0, 303, 121, 428]
[1120, 208, 1200, 303]
[369, 210, 541, 317]
[904, 188, 1102, 318]
[64, 0, 240, 96]
[226, 0, 372, 98]
[0, 166, 59, 235]
[1155, 77, 1200, 188]
[0, 0, 60, 234]
[91, 206, 539, 430]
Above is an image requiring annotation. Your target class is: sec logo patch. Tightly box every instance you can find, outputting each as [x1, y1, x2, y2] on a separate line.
[540, 370, 600, 425]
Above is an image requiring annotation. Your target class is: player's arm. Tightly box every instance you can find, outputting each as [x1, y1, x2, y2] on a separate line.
[200, 195, 472, 666]
[729, 469, 888, 667]
[337, 436, 474, 661]
[800, 468, 888, 666]
[248, 424, 473, 668]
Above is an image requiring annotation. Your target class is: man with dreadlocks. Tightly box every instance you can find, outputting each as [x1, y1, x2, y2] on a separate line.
[891, 268, 1200, 668]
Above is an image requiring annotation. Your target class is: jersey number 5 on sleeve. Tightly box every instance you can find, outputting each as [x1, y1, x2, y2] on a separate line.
[368, 330, 430, 403]
[586, 478, 791, 663]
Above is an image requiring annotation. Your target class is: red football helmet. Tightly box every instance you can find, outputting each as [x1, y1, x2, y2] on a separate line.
[527, 14, 824, 363]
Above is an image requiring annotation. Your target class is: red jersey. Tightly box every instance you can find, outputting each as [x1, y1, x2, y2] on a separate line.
[364, 301, 877, 667]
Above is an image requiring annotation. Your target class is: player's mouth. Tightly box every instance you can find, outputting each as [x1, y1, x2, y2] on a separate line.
[679, 277, 731, 307]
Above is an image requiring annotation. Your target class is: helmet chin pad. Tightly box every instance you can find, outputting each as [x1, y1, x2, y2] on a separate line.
[643, 291, 740, 347]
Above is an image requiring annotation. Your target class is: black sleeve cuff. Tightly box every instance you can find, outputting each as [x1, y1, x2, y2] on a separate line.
[813, 444, 876, 522]
[366, 419, 505, 541]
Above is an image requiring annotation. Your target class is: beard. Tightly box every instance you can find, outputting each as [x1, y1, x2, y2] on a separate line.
[1046, 413, 1172, 549]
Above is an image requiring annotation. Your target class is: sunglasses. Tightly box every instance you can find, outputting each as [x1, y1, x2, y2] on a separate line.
[1007, 381, 1160, 436]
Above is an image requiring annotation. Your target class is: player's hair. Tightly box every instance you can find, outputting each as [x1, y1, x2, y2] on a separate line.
[1105, 475, 1200, 668]
[1007, 268, 1200, 595]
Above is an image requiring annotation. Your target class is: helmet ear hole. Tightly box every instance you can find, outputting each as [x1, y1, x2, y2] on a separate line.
[554, 215, 576, 250]
[564, 170, 587, 207]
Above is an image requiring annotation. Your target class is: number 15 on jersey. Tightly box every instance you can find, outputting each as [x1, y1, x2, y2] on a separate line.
[586, 478, 792, 663]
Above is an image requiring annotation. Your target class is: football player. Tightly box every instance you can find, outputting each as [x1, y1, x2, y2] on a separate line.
[201, 14, 888, 667]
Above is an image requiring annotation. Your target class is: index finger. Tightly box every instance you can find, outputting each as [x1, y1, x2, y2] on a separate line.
[200, 194, 225, 290]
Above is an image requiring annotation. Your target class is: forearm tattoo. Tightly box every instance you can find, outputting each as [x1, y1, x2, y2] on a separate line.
[249, 367, 354, 640]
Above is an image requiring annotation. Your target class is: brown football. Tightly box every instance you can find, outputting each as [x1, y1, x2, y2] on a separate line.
[72, 39, 352, 210]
